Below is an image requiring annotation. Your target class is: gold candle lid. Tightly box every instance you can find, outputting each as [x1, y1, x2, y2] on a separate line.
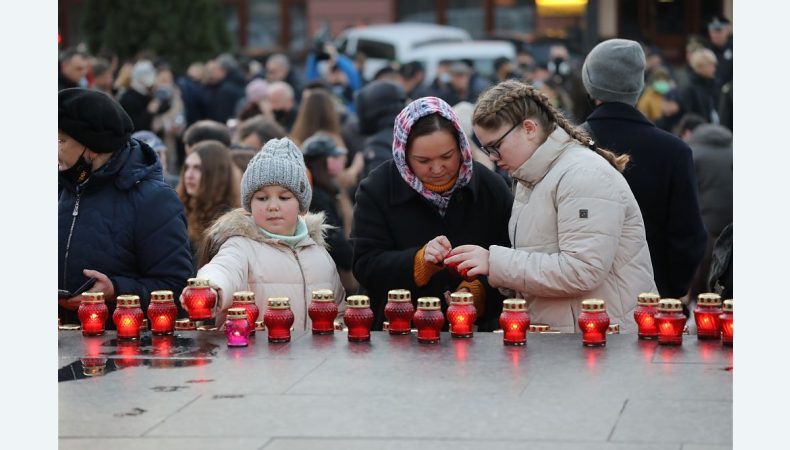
[187, 278, 210, 288]
[267, 297, 291, 309]
[175, 318, 196, 330]
[658, 299, 683, 312]
[232, 291, 256, 303]
[116, 295, 141, 308]
[637, 292, 660, 305]
[387, 289, 411, 302]
[417, 297, 441, 310]
[722, 299, 733, 312]
[503, 299, 527, 311]
[255, 320, 265, 330]
[697, 292, 722, 306]
[449, 291, 473, 305]
[607, 323, 620, 334]
[581, 299, 606, 311]
[227, 307, 247, 320]
[529, 323, 550, 332]
[80, 292, 104, 303]
[150, 290, 174, 302]
[347, 295, 370, 308]
[311, 289, 335, 302]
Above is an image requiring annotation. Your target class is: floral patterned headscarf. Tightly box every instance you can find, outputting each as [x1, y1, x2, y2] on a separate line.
[392, 96, 474, 216]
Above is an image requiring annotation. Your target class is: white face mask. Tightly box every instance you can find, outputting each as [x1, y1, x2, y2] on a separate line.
[79, 77, 89, 88]
[317, 61, 331, 79]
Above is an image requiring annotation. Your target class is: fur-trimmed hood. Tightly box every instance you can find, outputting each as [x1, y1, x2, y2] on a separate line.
[201, 208, 329, 263]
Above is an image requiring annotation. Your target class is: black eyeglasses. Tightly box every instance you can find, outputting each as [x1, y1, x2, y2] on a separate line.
[477, 122, 520, 158]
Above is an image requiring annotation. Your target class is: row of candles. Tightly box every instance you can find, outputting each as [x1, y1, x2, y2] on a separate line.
[72, 278, 733, 348]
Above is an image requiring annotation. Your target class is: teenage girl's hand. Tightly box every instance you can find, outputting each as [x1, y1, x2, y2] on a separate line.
[444, 245, 490, 278]
[423, 235, 452, 265]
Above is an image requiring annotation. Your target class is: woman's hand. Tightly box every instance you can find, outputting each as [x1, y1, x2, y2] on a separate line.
[59, 269, 115, 310]
[423, 235, 452, 265]
[444, 245, 490, 278]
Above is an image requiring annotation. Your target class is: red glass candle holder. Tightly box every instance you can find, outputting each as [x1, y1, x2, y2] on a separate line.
[720, 299, 733, 347]
[634, 292, 660, 340]
[263, 297, 294, 343]
[656, 299, 686, 345]
[224, 308, 250, 347]
[308, 289, 338, 335]
[230, 291, 260, 336]
[447, 291, 477, 338]
[444, 260, 478, 282]
[578, 299, 610, 347]
[147, 290, 177, 335]
[78, 292, 108, 336]
[413, 297, 444, 344]
[499, 299, 530, 346]
[384, 289, 414, 335]
[183, 278, 217, 321]
[344, 295, 375, 342]
[113, 295, 144, 340]
[694, 293, 723, 340]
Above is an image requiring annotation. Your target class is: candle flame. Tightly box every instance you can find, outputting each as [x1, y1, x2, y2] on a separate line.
[660, 322, 673, 334]
[585, 322, 596, 332]
[90, 313, 98, 320]
[641, 316, 654, 327]
[457, 316, 465, 322]
[510, 323, 519, 330]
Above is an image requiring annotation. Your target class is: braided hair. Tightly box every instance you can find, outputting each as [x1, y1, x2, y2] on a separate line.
[472, 80, 629, 172]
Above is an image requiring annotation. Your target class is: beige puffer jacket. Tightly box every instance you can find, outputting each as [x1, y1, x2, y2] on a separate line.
[196, 208, 346, 329]
[488, 127, 656, 333]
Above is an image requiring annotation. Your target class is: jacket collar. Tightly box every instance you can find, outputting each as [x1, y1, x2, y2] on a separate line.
[389, 160, 480, 206]
[510, 127, 573, 188]
[586, 102, 653, 126]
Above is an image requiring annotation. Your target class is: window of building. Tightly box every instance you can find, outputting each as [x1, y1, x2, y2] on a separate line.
[447, 0, 485, 38]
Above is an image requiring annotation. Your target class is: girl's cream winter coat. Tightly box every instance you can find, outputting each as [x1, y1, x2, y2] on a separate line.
[197, 208, 346, 329]
[487, 127, 657, 333]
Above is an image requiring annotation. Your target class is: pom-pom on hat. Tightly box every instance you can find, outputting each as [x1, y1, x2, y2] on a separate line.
[240, 138, 312, 213]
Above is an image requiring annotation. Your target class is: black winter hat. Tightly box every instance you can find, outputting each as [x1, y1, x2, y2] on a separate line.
[58, 88, 134, 153]
[355, 80, 407, 136]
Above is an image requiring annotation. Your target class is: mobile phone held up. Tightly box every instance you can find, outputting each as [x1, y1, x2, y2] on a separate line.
[58, 278, 97, 299]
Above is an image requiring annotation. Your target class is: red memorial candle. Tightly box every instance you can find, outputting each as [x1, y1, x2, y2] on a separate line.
[147, 290, 177, 335]
[183, 278, 217, 321]
[413, 297, 444, 344]
[656, 299, 686, 346]
[578, 299, 610, 347]
[719, 299, 733, 347]
[344, 295, 375, 342]
[499, 299, 530, 346]
[263, 297, 294, 343]
[113, 295, 144, 340]
[445, 259, 478, 282]
[694, 293, 723, 340]
[230, 291, 260, 336]
[308, 289, 338, 335]
[447, 291, 477, 338]
[634, 292, 660, 340]
[77, 292, 108, 336]
[224, 307, 250, 347]
[384, 289, 414, 335]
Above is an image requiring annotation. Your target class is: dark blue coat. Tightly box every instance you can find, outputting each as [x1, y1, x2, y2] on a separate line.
[58, 139, 194, 324]
[586, 102, 707, 298]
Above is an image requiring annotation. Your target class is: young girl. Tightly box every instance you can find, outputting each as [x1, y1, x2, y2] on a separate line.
[185, 138, 346, 328]
[445, 80, 656, 333]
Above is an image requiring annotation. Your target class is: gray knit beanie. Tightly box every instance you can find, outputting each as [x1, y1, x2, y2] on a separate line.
[582, 39, 646, 106]
[240, 138, 312, 213]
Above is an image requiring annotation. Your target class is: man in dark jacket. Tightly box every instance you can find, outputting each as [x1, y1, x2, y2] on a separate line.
[206, 55, 246, 125]
[58, 88, 194, 327]
[58, 49, 88, 91]
[354, 80, 408, 179]
[679, 48, 720, 125]
[581, 39, 707, 301]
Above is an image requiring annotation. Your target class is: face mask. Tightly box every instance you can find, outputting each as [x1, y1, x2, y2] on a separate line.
[439, 73, 451, 84]
[79, 77, 89, 88]
[61, 149, 92, 184]
[653, 80, 670, 95]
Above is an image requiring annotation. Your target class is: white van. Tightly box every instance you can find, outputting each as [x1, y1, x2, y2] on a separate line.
[402, 40, 517, 86]
[335, 23, 471, 80]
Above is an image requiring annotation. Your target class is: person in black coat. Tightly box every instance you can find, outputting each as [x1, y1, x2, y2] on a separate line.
[354, 80, 408, 180]
[58, 88, 194, 328]
[679, 48, 721, 125]
[351, 97, 514, 331]
[581, 39, 707, 302]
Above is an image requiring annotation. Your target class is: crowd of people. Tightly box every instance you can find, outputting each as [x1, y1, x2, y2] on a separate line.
[58, 16, 733, 331]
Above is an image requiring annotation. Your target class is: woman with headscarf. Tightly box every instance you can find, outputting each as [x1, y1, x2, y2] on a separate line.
[350, 96, 514, 331]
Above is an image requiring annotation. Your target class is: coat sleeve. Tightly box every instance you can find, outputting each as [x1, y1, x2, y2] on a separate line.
[111, 185, 194, 310]
[196, 236, 251, 313]
[663, 146, 707, 297]
[350, 180, 421, 303]
[488, 167, 625, 298]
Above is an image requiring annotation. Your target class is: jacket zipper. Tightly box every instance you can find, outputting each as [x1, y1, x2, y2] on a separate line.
[290, 247, 309, 331]
[62, 191, 82, 289]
